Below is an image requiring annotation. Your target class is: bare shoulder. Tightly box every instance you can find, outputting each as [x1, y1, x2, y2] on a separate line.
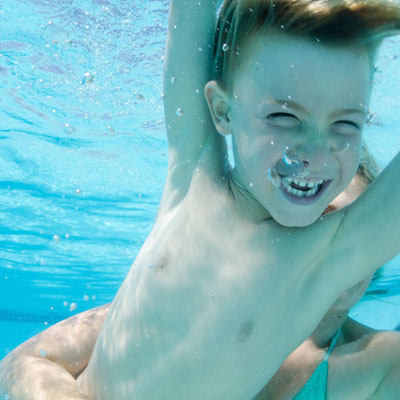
[328, 318, 400, 400]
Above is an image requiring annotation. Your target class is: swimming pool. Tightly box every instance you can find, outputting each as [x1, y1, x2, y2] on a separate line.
[0, 0, 399, 357]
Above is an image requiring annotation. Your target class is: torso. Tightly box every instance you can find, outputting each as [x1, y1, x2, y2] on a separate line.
[78, 140, 355, 400]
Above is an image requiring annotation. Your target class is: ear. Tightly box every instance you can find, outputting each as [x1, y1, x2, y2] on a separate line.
[204, 80, 232, 135]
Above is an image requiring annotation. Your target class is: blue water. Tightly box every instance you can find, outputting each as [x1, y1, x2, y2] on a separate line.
[0, 0, 399, 357]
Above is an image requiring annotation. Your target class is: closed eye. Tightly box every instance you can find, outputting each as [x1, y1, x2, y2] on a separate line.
[331, 120, 361, 134]
[266, 113, 301, 128]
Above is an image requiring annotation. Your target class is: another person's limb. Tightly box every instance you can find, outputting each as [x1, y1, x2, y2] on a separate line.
[0, 304, 110, 400]
[328, 319, 400, 400]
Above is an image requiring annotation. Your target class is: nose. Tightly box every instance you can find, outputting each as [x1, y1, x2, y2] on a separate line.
[297, 143, 333, 171]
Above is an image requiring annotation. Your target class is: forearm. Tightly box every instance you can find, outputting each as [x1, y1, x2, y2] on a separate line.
[0, 354, 89, 400]
[0, 303, 111, 400]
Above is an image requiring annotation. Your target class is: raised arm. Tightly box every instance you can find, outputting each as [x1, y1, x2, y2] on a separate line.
[163, 1, 223, 203]
[0, 304, 110, 400]
[326, 151, 400, 289]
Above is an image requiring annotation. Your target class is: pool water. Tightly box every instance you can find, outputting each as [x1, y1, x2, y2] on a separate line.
[0, 0, 399, 357]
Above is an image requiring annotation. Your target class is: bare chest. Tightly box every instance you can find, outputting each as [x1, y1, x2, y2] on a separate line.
[82, 189, 338, 400]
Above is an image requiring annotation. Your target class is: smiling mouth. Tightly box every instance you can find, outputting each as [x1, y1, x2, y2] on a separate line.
[280, 176, 331, 204]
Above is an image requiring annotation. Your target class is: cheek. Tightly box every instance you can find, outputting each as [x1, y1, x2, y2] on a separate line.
[340, 145, 362, 180]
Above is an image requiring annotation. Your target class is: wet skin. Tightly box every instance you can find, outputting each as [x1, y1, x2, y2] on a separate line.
[1, 2, 400, 399]
[74, 31, 390, 400]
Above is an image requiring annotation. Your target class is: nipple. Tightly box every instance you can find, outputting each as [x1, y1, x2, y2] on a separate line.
[267, 146, 310, 187]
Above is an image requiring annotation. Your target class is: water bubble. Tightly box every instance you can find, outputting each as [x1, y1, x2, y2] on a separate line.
[69, 303, 77, 312]
[290, 64, 295, 68]
[82, 72, 94, 85]
[280, 25, 285, 29]
[176, 108, 184, 117]
[270, 140, 275, 146]
[53, 235, 60, 242]
[170, 76, 176, 84]
[40, 349, 47, 357]
[64, 123, 75, 134]
[267, 165, 281, 187]
[283, 146, 300, 166]
[83, 294, 89, 301]
[222, 43, 229, 52]
[63, 301, 68, 307]
[276, 147, 308, 177]
[249, 182, 254, 188]
[366, 110, 383, 127]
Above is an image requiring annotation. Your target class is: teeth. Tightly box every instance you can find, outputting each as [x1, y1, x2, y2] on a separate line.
[282, 178, 326, 198]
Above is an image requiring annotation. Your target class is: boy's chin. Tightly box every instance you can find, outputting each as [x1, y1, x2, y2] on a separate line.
[271, 210, 323, 228]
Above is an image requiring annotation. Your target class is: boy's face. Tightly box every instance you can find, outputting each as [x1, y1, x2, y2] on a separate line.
[228, 30, 371, 227]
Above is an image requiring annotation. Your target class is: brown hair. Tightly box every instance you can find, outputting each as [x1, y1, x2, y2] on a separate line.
[214, 0, 400, 83]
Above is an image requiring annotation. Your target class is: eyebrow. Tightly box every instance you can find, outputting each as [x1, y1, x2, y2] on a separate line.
[270, 99, 367, 119]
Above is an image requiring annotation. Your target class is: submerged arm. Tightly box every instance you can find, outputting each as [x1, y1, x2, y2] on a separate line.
[0, 304, 110, 400]
[327, 151, 400, 289]
[163, 1, 223, 202]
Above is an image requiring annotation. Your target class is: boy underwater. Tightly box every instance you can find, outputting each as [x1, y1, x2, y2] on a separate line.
[1, 0, 400, 399]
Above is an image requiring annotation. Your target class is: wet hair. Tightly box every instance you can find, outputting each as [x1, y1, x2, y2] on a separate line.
[358, 141, 380, 183]
[213, 0, 400, 83]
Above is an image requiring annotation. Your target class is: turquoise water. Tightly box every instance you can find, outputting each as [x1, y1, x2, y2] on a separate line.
[0, 0, 399, 357]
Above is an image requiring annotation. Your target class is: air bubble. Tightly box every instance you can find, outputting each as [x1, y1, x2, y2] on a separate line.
[82, 72, 94, 85]
[267, 165, 281, 187]
[64, 123, 75, 134]
[222, 43, 229, 52]
[276, 147, 308, 177]
[249, 182, 254, 188]
[283, 146, 300, 166]
[170, 77, 176, 84]
[176, 108, 184, 117]
[69, 303, 77, 312]
[40, 349, 47, 357]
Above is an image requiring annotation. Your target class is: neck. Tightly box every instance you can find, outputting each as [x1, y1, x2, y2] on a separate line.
[229, 169, 273, 223]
